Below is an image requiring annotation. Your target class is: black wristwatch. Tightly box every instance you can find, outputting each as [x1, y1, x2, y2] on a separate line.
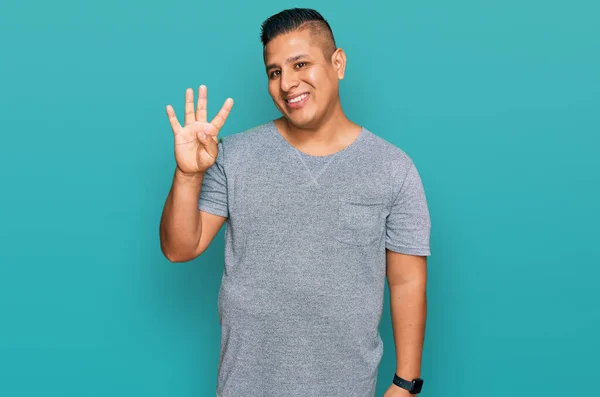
[392, 373, 423, 394]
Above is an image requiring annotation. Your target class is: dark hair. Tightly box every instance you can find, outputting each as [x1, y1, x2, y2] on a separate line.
[260, 8, 337, 56]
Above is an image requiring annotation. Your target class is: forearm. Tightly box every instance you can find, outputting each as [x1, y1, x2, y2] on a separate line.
[159, 167, 205, 261]
[389, 280, 427, 378]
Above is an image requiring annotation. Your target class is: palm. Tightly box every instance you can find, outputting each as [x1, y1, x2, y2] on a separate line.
[172, 120, 218, 174]
[166, 86, 233, 174]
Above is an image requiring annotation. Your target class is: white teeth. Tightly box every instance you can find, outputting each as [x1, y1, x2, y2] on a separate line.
[287, 93, 308, 103]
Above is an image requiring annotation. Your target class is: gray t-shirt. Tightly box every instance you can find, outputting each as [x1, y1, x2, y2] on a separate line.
[198, 120, 431, 397]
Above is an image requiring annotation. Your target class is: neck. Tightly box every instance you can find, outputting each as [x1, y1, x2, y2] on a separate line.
[276, 100, 357, 146]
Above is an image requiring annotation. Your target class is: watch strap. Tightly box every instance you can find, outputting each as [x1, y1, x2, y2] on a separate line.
[392, 373, 423, 394]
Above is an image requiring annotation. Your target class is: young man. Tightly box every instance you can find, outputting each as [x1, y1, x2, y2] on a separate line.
[160, 8, 431, 397]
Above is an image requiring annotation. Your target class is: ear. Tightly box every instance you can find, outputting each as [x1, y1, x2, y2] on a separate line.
[330, 48, 346, 80]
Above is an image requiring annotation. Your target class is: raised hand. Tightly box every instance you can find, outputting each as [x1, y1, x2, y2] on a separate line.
[166, 85, 233, 175]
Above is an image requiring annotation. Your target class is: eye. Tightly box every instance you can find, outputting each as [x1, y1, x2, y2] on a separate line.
[295, 62, 306, 69]
[269, 70, 280, 79]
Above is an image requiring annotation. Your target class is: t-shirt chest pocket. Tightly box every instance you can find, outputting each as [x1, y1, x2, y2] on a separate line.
[333, 194, 388, 246]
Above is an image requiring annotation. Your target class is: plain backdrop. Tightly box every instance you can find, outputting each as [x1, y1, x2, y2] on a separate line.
[1, 1, 598, 396]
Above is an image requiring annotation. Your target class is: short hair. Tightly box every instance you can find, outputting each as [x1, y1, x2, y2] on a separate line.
[260, 8, 337, 59]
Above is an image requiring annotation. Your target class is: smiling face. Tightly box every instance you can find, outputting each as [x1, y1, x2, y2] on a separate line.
[264, 28, 345, 129]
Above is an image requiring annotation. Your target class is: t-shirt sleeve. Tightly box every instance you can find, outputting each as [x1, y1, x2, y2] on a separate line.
[198, 140, 228, 218]
[385, 160, 431, 256]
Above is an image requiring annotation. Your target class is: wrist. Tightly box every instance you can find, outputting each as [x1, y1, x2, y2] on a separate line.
[175, 166, 205, 179]
[174, 167, 206, 190]
[390, 385, 414, 396]
[395, 370, 420, 379]
[392, 373, 423, 395]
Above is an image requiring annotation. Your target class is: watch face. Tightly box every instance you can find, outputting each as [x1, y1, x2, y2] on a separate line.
[412, 379, 423, 393]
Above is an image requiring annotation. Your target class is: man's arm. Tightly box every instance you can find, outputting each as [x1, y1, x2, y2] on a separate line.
[159, 168, 226, 262]
[386, 250, 427, 389]
[160, 86, 233, 262]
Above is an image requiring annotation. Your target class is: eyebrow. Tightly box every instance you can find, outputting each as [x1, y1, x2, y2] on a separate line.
[266, 54, 309, 71]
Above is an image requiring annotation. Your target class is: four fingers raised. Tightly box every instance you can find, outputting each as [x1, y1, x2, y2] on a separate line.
[166, 87, 233, 138]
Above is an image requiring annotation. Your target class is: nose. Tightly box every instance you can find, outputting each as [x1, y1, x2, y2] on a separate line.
[280, 71, 299, 93]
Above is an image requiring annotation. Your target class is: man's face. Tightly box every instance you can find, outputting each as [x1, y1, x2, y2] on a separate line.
[264, 29, 343, 129]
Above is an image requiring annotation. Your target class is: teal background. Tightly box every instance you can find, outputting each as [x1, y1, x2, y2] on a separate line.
[1, 0, 598, 396]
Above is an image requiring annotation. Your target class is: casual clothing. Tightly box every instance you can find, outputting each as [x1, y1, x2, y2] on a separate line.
[199, 121, 431, 397]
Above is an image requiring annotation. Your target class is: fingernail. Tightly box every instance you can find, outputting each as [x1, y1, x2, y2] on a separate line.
[200, 133, 206, 139]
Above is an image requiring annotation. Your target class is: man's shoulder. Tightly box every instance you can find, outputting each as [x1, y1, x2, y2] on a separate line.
[219, 121, 273, 147]
[216, 121, 275, 166]
[361, 126, 414, 166]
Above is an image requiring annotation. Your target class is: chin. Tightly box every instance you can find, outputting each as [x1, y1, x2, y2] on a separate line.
[284, 111, 319, 129]
[286, 118, 312, 129]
